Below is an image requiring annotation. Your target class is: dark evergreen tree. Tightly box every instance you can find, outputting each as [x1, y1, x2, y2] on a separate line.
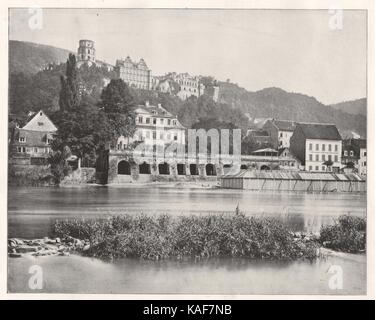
[59, 54, 80, 111]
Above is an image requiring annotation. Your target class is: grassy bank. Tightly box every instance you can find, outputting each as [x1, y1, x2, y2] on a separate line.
[53, 213, 319, 261]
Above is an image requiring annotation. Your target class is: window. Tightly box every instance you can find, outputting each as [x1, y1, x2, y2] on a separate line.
[309, 166, 312, 171]
[344, 150, 348, 156]
[160, 119, 164, 125]
[315, 166, 319, 171]
[309, 143, 312, 151]
[328, 155, 332, 161]
[334, 155, 338, 162]
[38, 122, 44, 126]
[167, 134, 171, 140]
[364, 151, 367, 156]
[173, 120, 177, 126]
[316, 144, 319, 151]
[19, 137, 26, 143]
[322, 155, 326, 161]
[168, 119, 171, 126]
[280, 132, 283, 138]
[152, 131, 156, 139]
[138, 116, 143, 123]
[309, 154, 313, 161]
[350, 151, 354, 157]
[315, 154, 319, 161]
[335, 144, 338, 152]
[146, 118, 150, 124]
[322, 144, 325, 151]
[322, 166, 326, 171]
[364, 161, 367, 166]
[34, 148, 38, 153]
[328, 144, 332, 151]
[174, 135, 178, 141]
[153, 118, 157, 125]
[160, 132, 164, 139]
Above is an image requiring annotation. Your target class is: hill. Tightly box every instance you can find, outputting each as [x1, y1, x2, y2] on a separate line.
[9, 40, 72, 74]
[330, 98, 367, 116]
[215, 83, 366, 138]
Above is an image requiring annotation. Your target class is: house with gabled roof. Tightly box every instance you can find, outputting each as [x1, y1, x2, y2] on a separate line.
[11, 110, 57, 165]
[263, 119, 297, 149]
[290, 122, 342, 173]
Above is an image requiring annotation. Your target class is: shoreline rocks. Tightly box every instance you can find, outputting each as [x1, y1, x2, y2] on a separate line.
[8, 236, 90, 258]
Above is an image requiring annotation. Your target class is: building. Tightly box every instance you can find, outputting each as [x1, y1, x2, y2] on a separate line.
[245, 129, 272, 145]
[290, 122, 342, 172]
[115, 56, 152, 90]
[263, 119, 297, 149]
[116, 102, 186, 149]
[77, 39, 96, 67]
[11, 110, 57, 165]
[76, 39, 114, 71]
[342, 138, 367, 176]
[170, 73, 204, 100]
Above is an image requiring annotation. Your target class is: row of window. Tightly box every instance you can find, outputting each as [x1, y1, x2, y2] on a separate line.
[343, 150, 367, 157]
[308, 154, 339, 162]
[308, 143, 339, 152]
[19, 137, 53, 144]
[176, 79, 198, 87]
[308, 165, 330, 172]
[138, 130, 179, 141]
[180, 86, 198, 93]
[17, 146, 51, 153]
[137, 116, 177, 126]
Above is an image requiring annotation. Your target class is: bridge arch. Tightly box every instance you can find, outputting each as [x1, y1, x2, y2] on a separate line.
[118, 160, 131, 175]
[206, 163, 216, 176]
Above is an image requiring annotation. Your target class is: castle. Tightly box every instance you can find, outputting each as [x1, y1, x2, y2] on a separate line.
[76, 39, 206, 99]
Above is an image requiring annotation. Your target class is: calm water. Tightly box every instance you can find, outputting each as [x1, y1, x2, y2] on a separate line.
[8, 185, 366, 238]
[8, 185, 367, 294]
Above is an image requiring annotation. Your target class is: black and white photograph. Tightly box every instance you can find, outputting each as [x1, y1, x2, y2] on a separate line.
[5, 5, 368, 296]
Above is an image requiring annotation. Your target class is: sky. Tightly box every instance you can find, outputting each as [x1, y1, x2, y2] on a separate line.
[9, 8, 367, 105]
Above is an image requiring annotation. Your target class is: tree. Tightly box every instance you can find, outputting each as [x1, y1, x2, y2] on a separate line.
[59, 54, 80, 111]
[99, 79, 136, 146]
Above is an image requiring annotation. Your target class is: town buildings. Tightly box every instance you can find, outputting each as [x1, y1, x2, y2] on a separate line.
[263, 119, 297, 149]
[116, 102, 186, 149]
[342, 138, 367, 176]
[115, 56, 152, 90]
[290, 122, 342, 172]
[10, 110, 57, 165]
[168, 73, 204, 100]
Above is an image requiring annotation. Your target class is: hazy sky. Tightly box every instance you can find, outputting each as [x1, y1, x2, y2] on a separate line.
[9, 8, 366, 105]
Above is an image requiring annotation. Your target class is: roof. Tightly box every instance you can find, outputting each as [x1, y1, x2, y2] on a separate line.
[271, 119, 296, 131]
[22, 110, 57, 132]
[253, 148, 278, 154]
[297, 123, 342, 140]
[135, 104, 175, 118]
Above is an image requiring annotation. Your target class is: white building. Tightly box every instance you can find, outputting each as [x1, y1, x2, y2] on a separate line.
[290, 123, 342, 173]
[117, 102, 186, 149]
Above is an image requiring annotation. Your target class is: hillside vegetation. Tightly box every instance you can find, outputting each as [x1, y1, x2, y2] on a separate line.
[9, 40, 366, 137]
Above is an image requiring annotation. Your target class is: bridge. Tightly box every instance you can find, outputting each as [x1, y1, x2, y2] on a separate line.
[95, 149, 299, 184]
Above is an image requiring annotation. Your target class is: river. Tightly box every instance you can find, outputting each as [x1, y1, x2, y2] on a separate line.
[7, 185, 367, 294]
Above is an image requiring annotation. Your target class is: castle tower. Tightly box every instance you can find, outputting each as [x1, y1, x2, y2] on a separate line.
[77, 39, 96, 67]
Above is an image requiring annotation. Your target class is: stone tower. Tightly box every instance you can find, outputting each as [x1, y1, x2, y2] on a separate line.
[77, 39, 96, 67]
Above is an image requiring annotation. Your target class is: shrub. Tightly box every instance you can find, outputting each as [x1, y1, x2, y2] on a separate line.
[320, 215, 366, 253]
[53, 213, 319, 261]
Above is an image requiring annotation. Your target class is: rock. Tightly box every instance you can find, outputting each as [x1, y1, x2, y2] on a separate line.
[75, 239, 84, 248]
[82, 244, 90, 252]
[59, 251, 70, 256]
[57, 245, 66, 252]
[9, 252, 22, 258]
[55, 237, 61, 244]
[8, 239, 17, 247]
[16, 246, 39, 253]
